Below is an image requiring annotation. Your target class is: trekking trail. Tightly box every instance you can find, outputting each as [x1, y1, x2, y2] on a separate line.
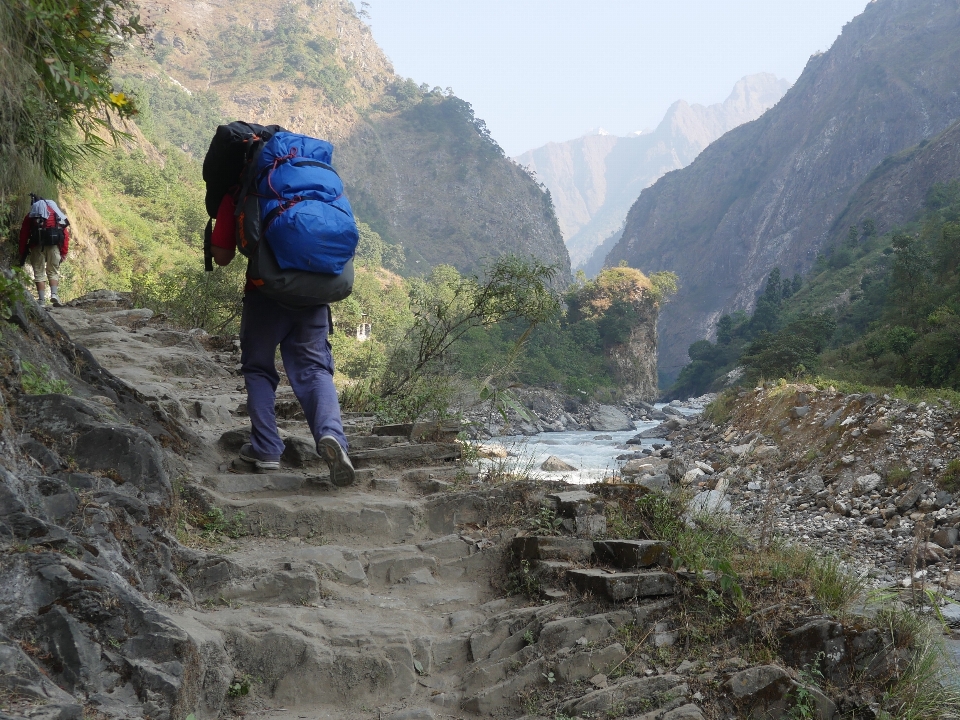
[50, 292, 693, 720]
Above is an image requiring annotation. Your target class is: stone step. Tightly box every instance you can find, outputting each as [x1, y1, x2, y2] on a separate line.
[342, 412, 378, 421]
[346, 434, 408, 451]
[402, 464, 478, 493]
[512, 535, 595, 562]
[566, 568, 677, 602]
[351, 442, 461, 469]
[593, 539, 671, 569]
[174, 606, 460, 711]
[365, 546, 438, 586]
[511, 536, 670, 570]
[204, 468, 378, 494]
[170, 591, 533, 715]
[204, 472, 312, 494]
[211, 493, 424, 545]
[187, 535, 495, 608]
[372, 419, 461, 442]
[202, 484, 504, 547]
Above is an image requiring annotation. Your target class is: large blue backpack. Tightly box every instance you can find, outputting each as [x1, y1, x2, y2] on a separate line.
[233, 132, 358, 306]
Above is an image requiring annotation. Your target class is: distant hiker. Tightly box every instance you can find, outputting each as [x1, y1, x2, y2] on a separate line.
[18, 194, 70, 306]
[203, 123, 358, 485]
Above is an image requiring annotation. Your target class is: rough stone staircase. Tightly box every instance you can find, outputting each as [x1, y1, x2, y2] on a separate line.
[178, 422, 689, 720]
[48, 295, 700, 720]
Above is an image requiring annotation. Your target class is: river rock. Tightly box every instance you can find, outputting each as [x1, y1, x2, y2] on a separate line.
[800, 474, 825, 494]
[687, 490, 730, 515]
[478, 443, 508, 459]
[896, 482, 930, 513]
[933, 527, 959, 548]
[638, 474, 672, 493]
[726, 665, 793, 717]
[637, 423, 672, 439]
[621, 459, 655, 477]
[589, 405, 634, 432]
[681, 468, 705, 486]
[541, 456, 577, 472]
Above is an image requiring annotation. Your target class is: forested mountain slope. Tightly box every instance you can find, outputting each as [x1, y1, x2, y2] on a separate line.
[516, 74, 789, 268]
[605, 0, 960, 382]
[119, 0, 570, 280]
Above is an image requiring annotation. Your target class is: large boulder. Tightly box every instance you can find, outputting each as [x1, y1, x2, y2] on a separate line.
[541, 456, 577, 472]
[559, 675, 687, 717]
[636, 423, 672, 439]
[0, 552, 232, 719]
[0, 633, 82, 718]
[726, 665, 794, 718]
[589, 405, 634, 432]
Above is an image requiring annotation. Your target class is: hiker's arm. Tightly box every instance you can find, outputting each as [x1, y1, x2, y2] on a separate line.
[212, 245, 235, 266]
[211, 195, 237, 266]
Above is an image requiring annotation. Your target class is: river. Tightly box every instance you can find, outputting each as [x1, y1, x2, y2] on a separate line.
[481, 405, 700, 485]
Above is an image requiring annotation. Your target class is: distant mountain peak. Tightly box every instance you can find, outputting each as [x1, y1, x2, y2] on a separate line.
[515, 73, 789, 267]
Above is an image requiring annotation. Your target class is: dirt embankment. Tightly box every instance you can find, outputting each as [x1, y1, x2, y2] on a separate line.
[664, 383, 960, 595]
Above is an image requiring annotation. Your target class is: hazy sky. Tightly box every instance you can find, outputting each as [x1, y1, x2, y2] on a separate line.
[360, 0, 869, 156]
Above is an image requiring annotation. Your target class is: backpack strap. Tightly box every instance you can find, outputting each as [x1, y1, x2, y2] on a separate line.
[204, 219, 214, 272]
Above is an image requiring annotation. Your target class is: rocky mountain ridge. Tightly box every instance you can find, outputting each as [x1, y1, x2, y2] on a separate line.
[516, 74, 790, 268]
[605, 0, 960, 381]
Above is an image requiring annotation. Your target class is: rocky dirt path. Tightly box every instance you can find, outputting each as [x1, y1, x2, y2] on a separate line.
[46, 294, 698, 720]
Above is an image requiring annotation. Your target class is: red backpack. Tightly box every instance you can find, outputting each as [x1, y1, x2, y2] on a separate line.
[29, 202, 66, 247]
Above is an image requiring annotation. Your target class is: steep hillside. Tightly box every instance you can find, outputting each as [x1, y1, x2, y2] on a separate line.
[119, 0, 569, 280]
[606, 0, 960, 382]
[516, 74, 789, 267]
[337, 94, 569, 277]
[827, 118, 960, 246]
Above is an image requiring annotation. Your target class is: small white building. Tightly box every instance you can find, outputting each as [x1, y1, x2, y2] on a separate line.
[356, 314, 371, 342]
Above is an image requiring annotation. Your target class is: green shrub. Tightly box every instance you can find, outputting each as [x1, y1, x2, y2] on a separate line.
[887, 466, 913, 485]
[526, 505, 563, 536]
[133, 261, 246, 334]
[940, 459, 960, 493]
[810, 555, 865, 616]
[703, 389, 737, 425]
[20, 361, 71, 395]
[0, 269, 27, 321]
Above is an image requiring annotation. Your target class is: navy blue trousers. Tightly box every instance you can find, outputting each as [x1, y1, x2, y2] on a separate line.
[239, 291, 347, 460]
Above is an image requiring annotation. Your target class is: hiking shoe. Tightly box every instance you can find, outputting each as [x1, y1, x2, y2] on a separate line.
[238, 442, 280, 472]
[50, 293, 61, 307]
[318, 436, 355, 487]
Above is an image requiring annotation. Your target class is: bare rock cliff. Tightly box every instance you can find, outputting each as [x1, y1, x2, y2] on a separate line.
[605, 0, 960, 382]
[607, 307, 659, 400]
